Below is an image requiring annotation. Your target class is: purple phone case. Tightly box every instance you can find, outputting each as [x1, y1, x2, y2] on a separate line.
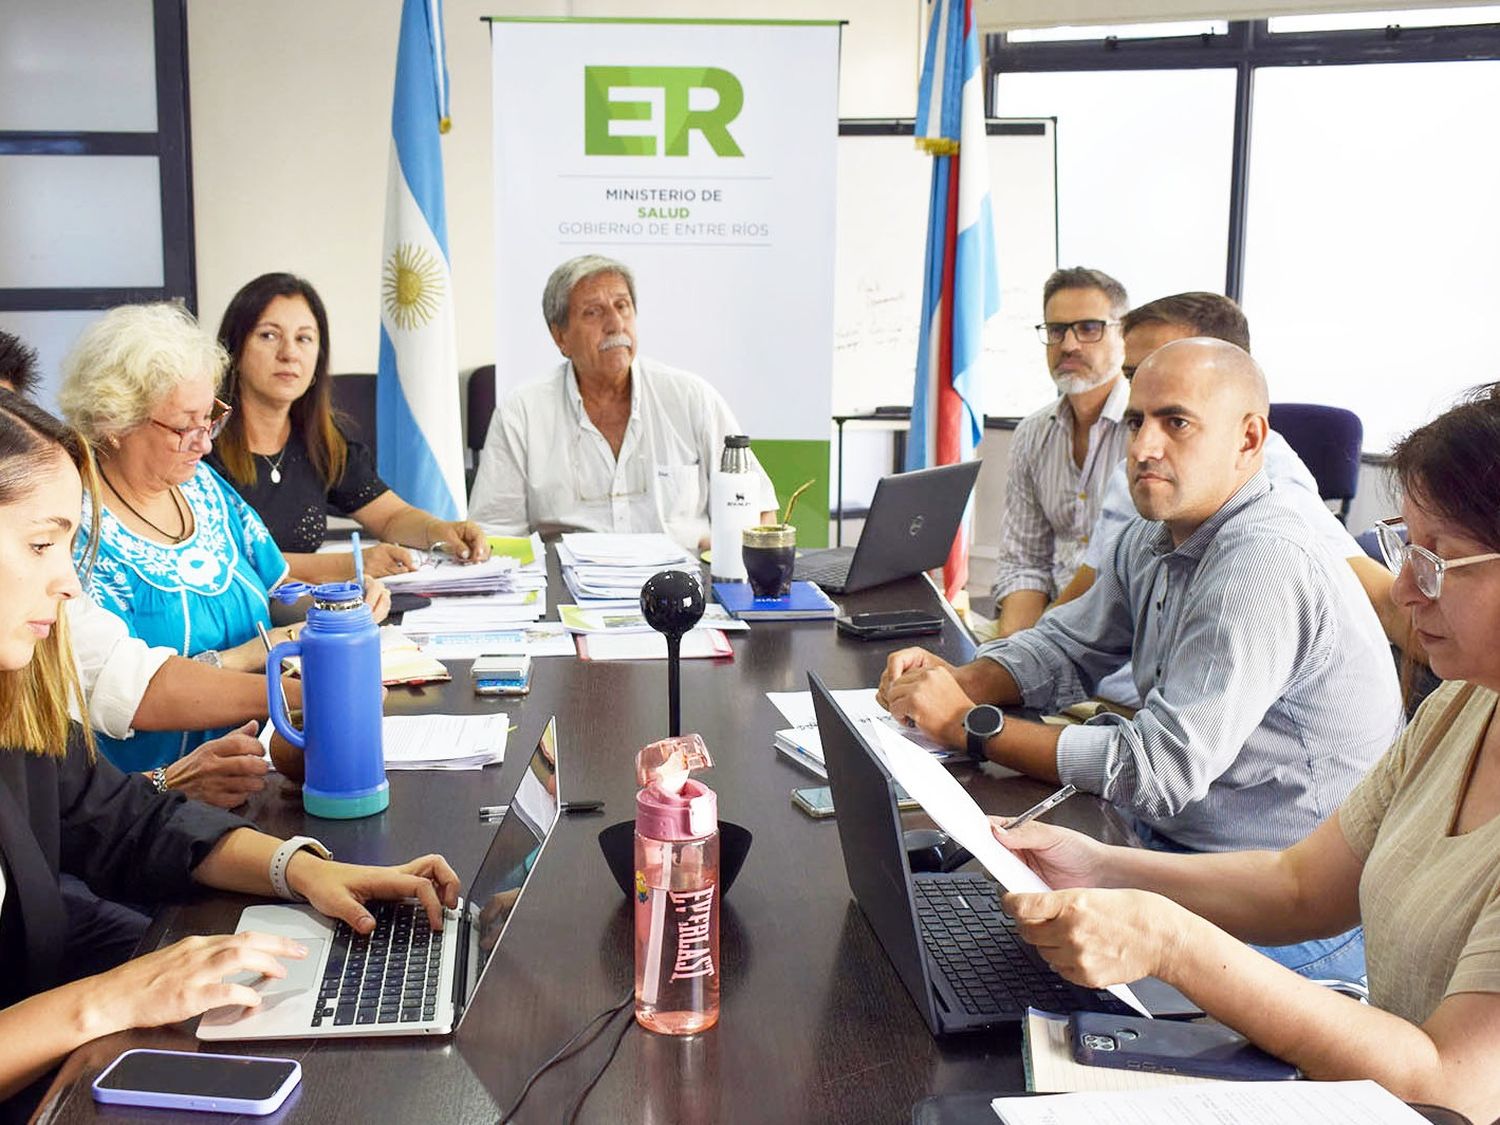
[91, 1049, 301, 1115]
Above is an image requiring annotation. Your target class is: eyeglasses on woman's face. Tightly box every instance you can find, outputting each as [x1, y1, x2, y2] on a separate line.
[149, 398, 232, 452]
[1375, 516, 1500, 600]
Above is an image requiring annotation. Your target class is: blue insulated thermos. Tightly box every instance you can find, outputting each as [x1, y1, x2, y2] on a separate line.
[266, 581, 388, 818]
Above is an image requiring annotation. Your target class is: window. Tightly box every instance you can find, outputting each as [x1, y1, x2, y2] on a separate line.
[988, 16, 1500, 452]
[1243, 60, 1500, 450]
[993, 69, 1235, 304]
[0, 0, 194, 412]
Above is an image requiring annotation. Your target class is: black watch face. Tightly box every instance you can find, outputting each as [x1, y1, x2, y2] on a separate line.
[967, 706, 1003, 738]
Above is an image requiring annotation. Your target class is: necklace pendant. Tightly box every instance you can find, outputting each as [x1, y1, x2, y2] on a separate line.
[269, 466, 282, 485]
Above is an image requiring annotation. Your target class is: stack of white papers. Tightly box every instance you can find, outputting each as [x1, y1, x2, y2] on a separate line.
[383, 533, 547, 599]
[401, 590, 547, 631]
[387, 534, 555, 661]
[399, 622, 576, 661]
[557, 533, 698, 604]
[382, 552, 520, 596]
[766, 688, 957, 764]
[577, 630, 733, 661]
[557, 602, 747, 634]
[381, 714, 509, 771]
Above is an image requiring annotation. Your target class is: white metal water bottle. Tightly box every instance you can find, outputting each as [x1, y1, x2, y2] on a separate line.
[709, 435, 757, 582]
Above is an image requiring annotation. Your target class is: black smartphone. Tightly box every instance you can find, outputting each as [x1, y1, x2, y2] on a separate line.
[1069, 1012, 1299, 1082]
[92, 1049, 302, 1114]
[835, 610, 943, 641]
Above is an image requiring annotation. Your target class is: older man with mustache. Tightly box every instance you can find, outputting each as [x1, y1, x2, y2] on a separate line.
[469, 255, 776, 550]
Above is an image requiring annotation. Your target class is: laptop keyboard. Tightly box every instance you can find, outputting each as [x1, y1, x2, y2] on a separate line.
[794, 551, 853, 589]
[312, 901, 446, 1028]
[913, 875, 1131, 1018]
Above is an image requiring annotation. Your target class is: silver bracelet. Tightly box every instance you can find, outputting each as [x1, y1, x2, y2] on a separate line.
[149, 766, 169, 793]
[269, 835, 332, 902]
[193, 649, 223, 667]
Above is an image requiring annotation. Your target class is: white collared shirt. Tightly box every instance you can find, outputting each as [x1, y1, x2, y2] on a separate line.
[469, 357, 776, 550]
[67, 595, 172, 739]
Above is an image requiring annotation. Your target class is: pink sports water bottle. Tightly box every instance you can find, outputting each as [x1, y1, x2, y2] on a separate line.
[634, 736, 720, 1035]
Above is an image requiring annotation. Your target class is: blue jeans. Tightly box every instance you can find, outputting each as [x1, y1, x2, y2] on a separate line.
[1131, 820, 1367, 987]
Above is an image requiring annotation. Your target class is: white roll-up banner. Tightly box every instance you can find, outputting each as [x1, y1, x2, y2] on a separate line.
[489, 18, 841, 544]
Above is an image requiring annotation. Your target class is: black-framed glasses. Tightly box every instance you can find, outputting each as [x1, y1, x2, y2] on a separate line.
[1375, 516, 1500, 599]
[1034, 319, 1119, 346]
[149, 398, 232, 452]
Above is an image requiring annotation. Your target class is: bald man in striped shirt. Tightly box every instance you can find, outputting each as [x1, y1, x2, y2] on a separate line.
[880, 337, 1403, 981]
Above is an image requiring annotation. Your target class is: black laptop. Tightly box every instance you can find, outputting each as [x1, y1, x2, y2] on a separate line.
[809, 674, 1194, 1035]
[797, 462, 982, 593]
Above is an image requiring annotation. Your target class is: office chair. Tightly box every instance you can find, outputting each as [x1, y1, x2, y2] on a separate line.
[1268, 403, 1363, 524]
[331, 372, 379, 458]
[465, 364, 496, 491]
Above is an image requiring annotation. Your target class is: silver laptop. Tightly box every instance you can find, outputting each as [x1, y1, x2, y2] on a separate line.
[797, 462, 982, 593]
[199, 720, 561, 1041]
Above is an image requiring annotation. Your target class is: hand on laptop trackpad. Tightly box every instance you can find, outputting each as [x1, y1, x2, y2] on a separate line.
[214, 938, 326, 1016]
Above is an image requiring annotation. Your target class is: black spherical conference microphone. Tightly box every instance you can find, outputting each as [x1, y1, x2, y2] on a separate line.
[639, 569, 705, 736]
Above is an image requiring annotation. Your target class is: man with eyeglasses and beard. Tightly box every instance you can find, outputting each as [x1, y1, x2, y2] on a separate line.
[990, 267, 1132, 639]
[469, 255, 776, 550]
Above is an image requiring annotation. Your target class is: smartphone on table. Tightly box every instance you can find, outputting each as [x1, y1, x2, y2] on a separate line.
[792, 785, 920, 819]
[835, 610, 944, 641]
[471, 652, 532, 696]
[1069, 1012, 1299, 1081]
[92, 1049, 302, 1114]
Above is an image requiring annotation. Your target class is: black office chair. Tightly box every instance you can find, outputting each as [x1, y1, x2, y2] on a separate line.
[1267, 403, 1363, 524]
[465, 364, 496, 492]
[331, 372, 379, 458]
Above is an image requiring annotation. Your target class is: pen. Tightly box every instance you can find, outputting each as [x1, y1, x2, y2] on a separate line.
[478, 804, 509, 821]
[999, 784, 1077, 831]
[562, 799, 605, 815]
[351, 530, 364, 588]
[257, 621, 295, 721]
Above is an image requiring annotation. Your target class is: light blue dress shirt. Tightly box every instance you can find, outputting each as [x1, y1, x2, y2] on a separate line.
[978, 471, 1404, 852]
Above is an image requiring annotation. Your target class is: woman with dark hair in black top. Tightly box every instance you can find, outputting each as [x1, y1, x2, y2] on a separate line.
[209, 272, 489, 580]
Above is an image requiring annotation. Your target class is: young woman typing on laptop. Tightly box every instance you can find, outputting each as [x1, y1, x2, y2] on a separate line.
[995, 384, 1500, 1123]
[0, 393, 460, 1114]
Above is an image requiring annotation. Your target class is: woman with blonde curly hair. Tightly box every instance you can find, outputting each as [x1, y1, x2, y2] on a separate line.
[59, 304, 385, 778]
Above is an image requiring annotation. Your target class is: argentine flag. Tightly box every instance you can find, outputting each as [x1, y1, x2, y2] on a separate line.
[377, 0, 465, 519]
[907, 0, 1000, 599]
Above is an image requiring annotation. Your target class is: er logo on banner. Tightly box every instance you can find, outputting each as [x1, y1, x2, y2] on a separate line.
[584, 66, 744, 157]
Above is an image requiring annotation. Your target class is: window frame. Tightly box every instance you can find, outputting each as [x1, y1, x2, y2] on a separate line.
[986, 15, 1500, 301]
[0, 0, 195, 314]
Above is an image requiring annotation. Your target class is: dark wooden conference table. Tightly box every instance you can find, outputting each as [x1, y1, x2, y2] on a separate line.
[41, 551, 1134, 1125]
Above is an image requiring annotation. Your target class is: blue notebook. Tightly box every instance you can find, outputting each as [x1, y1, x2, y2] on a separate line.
[713, 580, 837, 620]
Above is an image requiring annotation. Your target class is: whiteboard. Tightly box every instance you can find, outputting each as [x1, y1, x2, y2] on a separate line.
[833, 119, 1060, 421]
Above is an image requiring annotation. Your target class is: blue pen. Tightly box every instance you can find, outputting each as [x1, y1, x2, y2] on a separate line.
[351, 531, 364, 588]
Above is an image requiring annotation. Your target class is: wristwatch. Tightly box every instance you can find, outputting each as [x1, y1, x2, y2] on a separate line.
[962, 704, 1005, 763]
[269, 836, 332, 902]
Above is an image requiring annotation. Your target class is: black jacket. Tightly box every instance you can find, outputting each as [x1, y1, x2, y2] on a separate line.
[0, 726, 249, 1009]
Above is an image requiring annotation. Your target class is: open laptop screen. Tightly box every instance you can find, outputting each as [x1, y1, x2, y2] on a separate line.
[455, 718, 561, 1018]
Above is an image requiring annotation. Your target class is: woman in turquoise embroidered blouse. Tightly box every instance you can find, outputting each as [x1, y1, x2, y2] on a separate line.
[60, 304, 306, 774]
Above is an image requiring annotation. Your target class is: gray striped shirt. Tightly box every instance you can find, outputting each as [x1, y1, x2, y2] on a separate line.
[992, 378, 1131, 603]
[977, 471, 1405, 852]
